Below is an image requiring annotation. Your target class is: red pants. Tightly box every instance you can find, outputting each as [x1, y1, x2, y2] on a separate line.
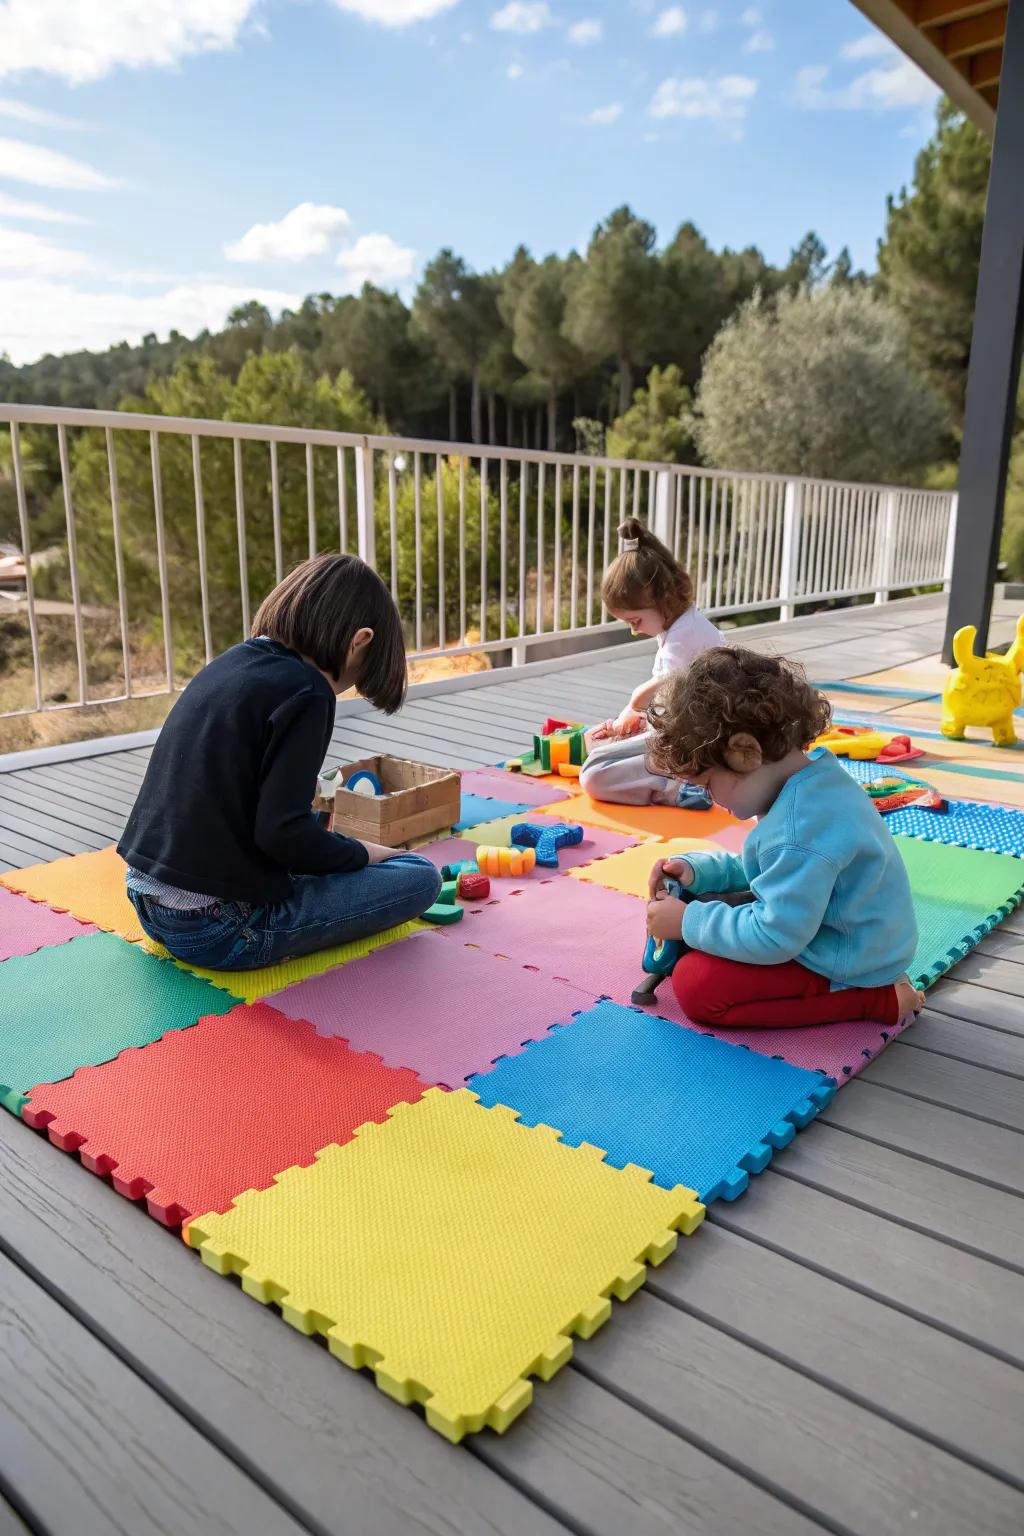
[672, 949, 900, 1029]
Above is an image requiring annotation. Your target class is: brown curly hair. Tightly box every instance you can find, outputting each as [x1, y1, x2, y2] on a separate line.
[647, 647, 831, 778]
[602, 517, 692, 624]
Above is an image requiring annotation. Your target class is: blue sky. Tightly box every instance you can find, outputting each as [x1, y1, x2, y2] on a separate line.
[0, 0, 941, 365]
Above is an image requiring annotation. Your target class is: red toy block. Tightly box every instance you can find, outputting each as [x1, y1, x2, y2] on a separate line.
[22, 1003, 428, 1228]
[456, 871, 490, 901]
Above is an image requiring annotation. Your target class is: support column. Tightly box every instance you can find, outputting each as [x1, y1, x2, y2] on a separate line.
[943, 0, 1024, 660]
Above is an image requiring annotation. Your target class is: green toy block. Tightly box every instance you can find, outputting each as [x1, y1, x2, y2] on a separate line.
[439, 879, 459, 904]
[568, 729, 586, 766]
[421, 901, 464, 926]
[441, 861, 479, 881]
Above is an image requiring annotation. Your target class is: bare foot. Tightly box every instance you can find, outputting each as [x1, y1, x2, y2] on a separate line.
[894, 976, 925, 1022]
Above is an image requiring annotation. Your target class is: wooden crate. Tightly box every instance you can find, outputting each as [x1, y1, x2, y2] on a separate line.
[313, 755, 461, 847]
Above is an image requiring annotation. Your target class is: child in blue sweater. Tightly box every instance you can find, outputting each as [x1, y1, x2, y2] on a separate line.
[645, 647, 924, 1028]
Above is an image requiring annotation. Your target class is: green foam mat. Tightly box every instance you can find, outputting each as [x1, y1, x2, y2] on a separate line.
[896, 836, 1024, 988]
[0, 931, 237, 1117]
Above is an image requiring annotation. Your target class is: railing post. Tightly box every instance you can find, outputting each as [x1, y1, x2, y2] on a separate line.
[942, 492, 959, 589]
[874, 490, 898, 605]
[355, 440, 376, 570]
[779, 480, 802, 623]
[653, 469, 674, 548]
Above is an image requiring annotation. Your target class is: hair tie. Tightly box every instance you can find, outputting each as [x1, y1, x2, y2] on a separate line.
[621, 537, 640, 551]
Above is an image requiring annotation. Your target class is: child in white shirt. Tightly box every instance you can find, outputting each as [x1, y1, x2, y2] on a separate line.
[581, 517, 723, 807]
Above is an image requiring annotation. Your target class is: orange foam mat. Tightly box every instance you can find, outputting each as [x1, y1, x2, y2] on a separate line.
[567, 796, 737, 841]
[2, 845, 149, 944]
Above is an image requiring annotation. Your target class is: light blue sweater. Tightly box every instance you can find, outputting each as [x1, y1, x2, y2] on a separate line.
[681, 749, 917, 988]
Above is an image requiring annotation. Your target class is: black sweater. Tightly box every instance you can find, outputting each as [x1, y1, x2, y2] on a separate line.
[118, 638, 368, 902]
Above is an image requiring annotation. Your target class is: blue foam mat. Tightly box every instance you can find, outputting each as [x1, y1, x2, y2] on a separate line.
[884, 799, 1024, 857]
[469, 999, 836, 1204]
[454, 792, 534, 832]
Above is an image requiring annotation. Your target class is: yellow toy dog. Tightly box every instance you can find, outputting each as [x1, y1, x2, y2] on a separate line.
[941, 615, 1024, 747]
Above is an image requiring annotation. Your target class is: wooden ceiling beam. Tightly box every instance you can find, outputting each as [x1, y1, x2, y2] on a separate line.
[914, 0, 1004, 26]
[969, 42, 1005, 82]
[938, 5, 1006, 57]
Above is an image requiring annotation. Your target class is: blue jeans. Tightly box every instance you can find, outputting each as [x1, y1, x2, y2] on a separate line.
[126, 855, 441, 971]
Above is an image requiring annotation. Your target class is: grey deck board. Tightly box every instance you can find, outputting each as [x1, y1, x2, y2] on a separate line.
[2, 594, 1023, 1533]
[0, 1495, 31, 1536]
[0, 1253, 309, 1536]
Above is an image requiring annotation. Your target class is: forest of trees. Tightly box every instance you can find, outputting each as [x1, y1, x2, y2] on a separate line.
[1, 97, 1020, 704]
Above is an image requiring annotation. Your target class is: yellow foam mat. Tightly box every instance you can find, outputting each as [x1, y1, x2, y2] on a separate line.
[569, 838, 724, 898]
[1, 845, 148, 943]
[176, 920, 426, 1002]
[186, 1088, 703, 1442]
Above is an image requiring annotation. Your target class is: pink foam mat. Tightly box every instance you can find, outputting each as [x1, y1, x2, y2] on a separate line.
[0, 884, 97, 963]
[708, 822, 755, 854]
[448, 875, 649, 1003]
[416, 820, 642, 873]
[460, 770, 574, 807]
[267, 929, 595, 1086]
[651, 988, 912, 1081]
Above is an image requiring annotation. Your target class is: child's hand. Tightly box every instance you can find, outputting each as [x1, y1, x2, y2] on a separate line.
[587, 720, 616, 743]
[646, 896, 687, 942]
[648, 856, 695, 898]
[614, 707, 646, 738]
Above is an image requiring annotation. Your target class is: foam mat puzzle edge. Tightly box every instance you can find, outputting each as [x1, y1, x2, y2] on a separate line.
[185, 1088, 704, 1442]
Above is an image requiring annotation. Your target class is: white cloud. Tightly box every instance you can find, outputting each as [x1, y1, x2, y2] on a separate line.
[0, 276, 302, 364]
[0, 189, 83, 223]
[336, 232, 415, 290]
[0, 137, 117, 190]
[794, 57, 938, 111]
[506, 60, 524, 77]
[0, 96, 86, 129]
[0, 223, 94, 275]
[649, 73, 757, 130]
[586, 101, 623, 124]
[490, 1, 552, 34]
[328, 0, 460, 27]
[841, 32, 894, 62]
[743, 28, 773, 52]
[652, 6, 687, 37]
[0, 0, 258, 85]
[696, 9, 717, 31]
[740, 5, 761, 23]
[225, 202, 351, 262]
[568, 17, 602, 44]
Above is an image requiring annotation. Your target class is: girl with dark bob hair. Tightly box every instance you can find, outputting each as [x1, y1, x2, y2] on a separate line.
[119, 553, 440, 970]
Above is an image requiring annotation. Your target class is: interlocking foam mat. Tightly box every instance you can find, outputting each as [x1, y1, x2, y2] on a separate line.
[269, 929, 595, 1085]
[895, 836, 1024, 988]
[566, 797, 738, 840]
[676, 1013, 915, 1083]
[884, 799, 1024, 857]
[2, 844, 150, 943]
[568, 838, 728, 899]
[172, 921, 424, 1004]
[23, 1003, 428, 1227]
[469, 1000, 835, 1203]
[0, 883, 96, 962]
[451, 875, 649, 1003]
[185, 1088, 704, 1442]
[459, 770, 574, 808]
[455, 793, 534, 832]
[0, 932, 235, 1117]
[454, 812, 643, 868]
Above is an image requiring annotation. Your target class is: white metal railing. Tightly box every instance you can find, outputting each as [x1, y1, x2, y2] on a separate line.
[0, 402, 957, 720]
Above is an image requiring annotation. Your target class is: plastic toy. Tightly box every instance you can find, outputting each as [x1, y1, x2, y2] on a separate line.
[864, 776, 947, 814]
[813, 726, 891, 760]
[456, 871, 490, 901]
[876, 735, 925, 765]
[476, 845, 537, 877]
[422, 899, 464, 925]
[941, 615, 1024, 747]
[441, 860, 479, 883]
[345, 769, 383, 796]
[632, 876, 685, 1006]
[509, 821, 585, 868]
[508, 723, 590, 776]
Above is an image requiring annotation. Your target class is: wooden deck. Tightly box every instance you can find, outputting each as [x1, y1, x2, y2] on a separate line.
[1, 593, 1023, 1536]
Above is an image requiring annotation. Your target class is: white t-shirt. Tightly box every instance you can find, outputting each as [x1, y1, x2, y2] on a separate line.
[652, 606, 723, 680]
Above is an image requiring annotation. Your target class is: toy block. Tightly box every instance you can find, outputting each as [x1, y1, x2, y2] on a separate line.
[441, 860, 479, 880]
[185, 1088, 702, 1441]
[547, 737, 571, 769]
[510, 821, 585, 868]
[477, 845, 537, 877]
[439, 879, 459, 904]
[557, 763, 581, 778]
[421, 901, 464, 925]
[456, 872, 490, 901]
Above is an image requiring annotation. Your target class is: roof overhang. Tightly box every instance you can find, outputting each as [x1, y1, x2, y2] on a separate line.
[848, 0, 1003, 136]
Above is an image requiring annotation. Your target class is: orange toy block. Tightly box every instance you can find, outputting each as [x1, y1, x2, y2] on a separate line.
[477, 846, 537, 877]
